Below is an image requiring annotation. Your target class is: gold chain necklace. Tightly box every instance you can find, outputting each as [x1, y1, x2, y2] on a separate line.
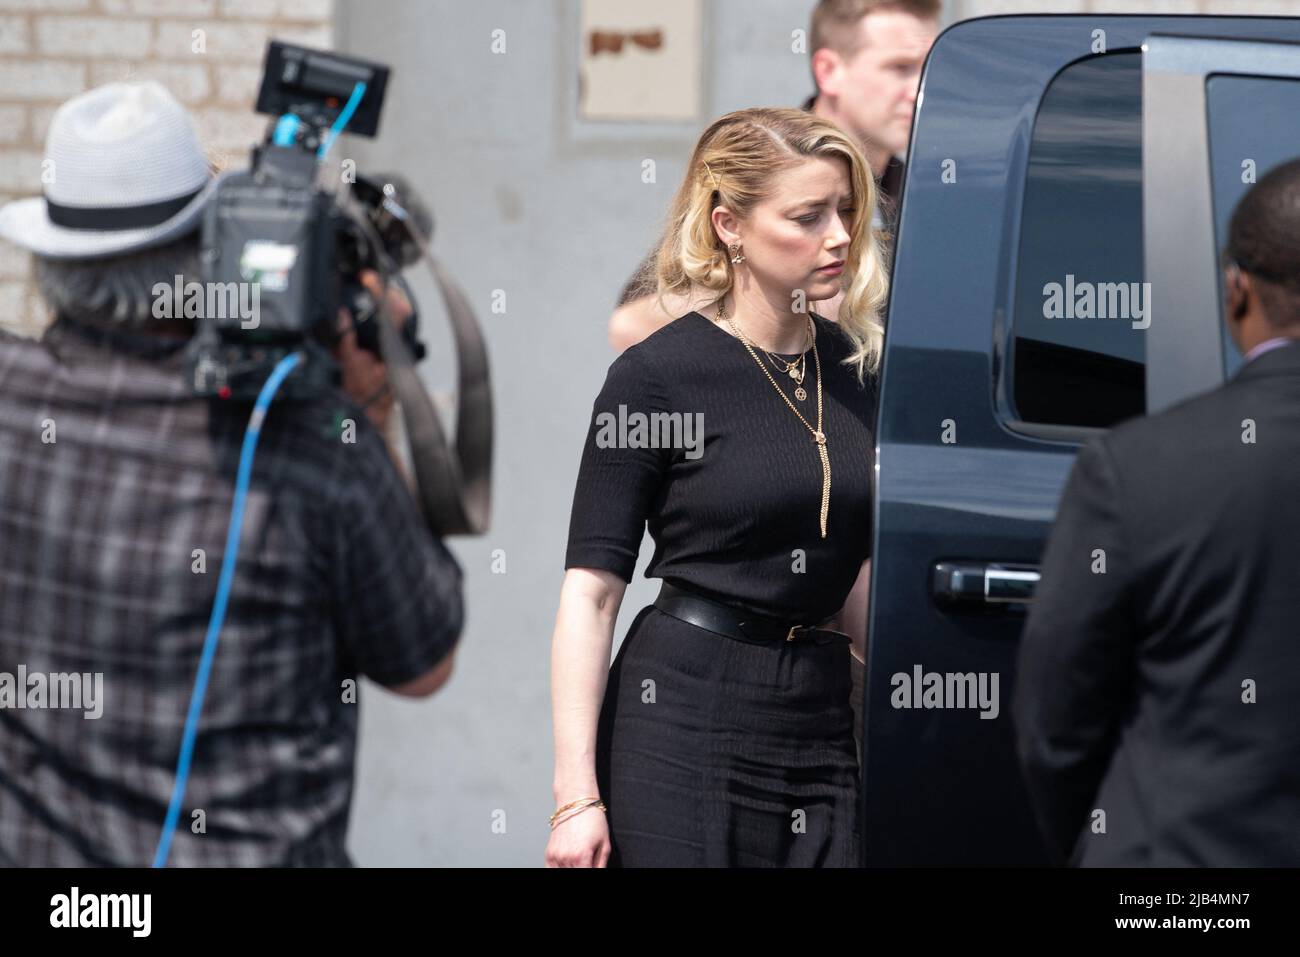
[718, 302, 831, 539]
[763, 330, 811, 399]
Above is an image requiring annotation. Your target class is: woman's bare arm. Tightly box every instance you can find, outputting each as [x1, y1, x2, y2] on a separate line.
[834, 558, 872, 665]
[550, 567, 627, 805]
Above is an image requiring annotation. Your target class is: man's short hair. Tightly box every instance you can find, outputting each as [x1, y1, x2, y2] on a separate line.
[809, 0, 941, 62]
[1225, 157, 1300, 330]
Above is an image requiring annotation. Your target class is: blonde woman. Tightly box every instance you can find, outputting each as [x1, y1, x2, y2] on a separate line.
[547, 107, 888, 867]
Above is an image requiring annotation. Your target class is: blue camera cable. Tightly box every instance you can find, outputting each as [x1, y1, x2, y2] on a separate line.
[153, 351, 303, 868]
[317, 81, 367, 160]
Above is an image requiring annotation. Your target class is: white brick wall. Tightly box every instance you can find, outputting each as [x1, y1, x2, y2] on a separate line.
[0, 104, 25, 143]
[89, 59, 212, 101]
[113, 0, 218, 15]
[37, 16, 154, 56]
[155, 19, 273, 59]
[28, 105, 60, 143]
[0, 1, 91, 12]
[0, 0, 334, 333]
[0, 61, 89, 100]
[0, 14, 29, 53]
[0, 150, 44, 192]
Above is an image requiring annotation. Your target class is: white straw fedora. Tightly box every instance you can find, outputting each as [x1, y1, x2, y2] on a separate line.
[0, 81, 221, 260]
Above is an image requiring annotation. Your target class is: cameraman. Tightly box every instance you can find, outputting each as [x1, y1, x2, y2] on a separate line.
[0, 82, 463, 866]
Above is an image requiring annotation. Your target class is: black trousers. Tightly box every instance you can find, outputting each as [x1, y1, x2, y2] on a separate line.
[595, 604, 861, 867]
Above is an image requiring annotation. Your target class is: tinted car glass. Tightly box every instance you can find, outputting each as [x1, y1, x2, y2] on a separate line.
[1012, 53, 1145, 428]
[1206, 74, 1300, 379]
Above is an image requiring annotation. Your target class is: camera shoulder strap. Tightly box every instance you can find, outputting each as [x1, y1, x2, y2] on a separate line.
[377, 252, 492, 537]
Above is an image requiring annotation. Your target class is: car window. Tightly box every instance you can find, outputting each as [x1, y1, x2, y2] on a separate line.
[1206, 74, 1300, 379]
[1011, 53, 1145, 429]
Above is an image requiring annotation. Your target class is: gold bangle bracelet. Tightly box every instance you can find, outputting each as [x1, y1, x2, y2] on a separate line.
[549, 802, 606, 831]
[549, 797, 607, 828]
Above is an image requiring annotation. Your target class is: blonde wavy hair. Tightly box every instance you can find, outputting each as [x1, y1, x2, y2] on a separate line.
[654, 107, 890, 383]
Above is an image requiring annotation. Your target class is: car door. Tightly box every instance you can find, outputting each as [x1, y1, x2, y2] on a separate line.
[1144, 33, 1300, 408]
[864, 14, 1300, 866]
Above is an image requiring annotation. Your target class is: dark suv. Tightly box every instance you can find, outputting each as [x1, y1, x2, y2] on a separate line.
[865, 13, 1300, 865]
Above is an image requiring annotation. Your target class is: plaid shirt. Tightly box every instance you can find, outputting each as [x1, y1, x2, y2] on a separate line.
[0, 318, 463, 866]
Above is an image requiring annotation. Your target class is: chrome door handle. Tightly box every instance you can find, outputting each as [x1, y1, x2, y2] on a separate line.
[932, 561, 1040, 606]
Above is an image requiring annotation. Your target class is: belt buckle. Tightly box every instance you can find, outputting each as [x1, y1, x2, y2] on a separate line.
[786, 624, 811, 642]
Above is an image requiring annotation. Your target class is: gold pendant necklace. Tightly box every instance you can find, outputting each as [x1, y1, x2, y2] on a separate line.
[764, 333, 811, 401]
[718, 303, 830, 539]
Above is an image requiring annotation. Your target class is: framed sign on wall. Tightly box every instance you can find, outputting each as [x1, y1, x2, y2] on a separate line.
[578, 0, 703, 122]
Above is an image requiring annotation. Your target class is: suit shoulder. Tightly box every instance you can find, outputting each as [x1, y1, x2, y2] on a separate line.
[1101, 381, 1244, 463]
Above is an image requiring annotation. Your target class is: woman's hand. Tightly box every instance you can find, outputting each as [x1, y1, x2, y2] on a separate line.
[544, 801, 611, 867]
[548, 568, 625, 868]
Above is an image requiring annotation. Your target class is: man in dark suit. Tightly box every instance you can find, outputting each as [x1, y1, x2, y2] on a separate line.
[1012, 158, 1300, 867]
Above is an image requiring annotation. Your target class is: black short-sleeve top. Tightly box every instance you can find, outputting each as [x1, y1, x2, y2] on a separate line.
[564, 310, 877, 623]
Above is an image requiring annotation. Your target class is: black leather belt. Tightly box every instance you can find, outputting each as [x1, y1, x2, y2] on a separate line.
[653, 581, 850, 646]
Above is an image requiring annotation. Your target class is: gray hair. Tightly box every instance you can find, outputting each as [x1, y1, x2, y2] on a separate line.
[33, 235, 201, 329]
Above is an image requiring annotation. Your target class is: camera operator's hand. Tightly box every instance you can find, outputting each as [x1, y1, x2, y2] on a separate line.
[334, 269, 409, 432]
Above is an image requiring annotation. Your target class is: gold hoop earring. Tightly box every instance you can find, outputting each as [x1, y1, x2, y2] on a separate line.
[729, 242, 746, 265]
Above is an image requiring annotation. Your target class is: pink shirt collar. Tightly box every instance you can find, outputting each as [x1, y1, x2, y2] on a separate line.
[1242, 336, 1300, 364]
